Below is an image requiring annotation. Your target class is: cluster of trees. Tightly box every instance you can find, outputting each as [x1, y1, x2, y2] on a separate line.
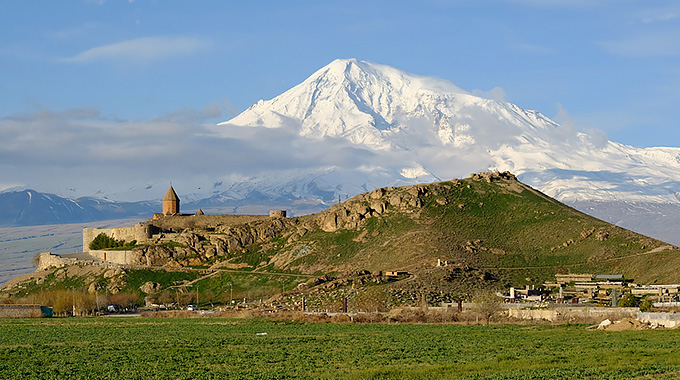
[1, 290, 141, 316]
[145, 289, 222, 308]
[89, 233, 137, 250]
[618, 293, 654, 311]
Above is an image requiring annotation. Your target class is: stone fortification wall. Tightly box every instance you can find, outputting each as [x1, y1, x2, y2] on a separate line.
[37, 252, 78, 271]
[83, 224, 152, 253]
[269, 210, 287, 218]
[149, 214, 272, 231]
[0, 304, 45, 318]
[88, 250, 137, 265]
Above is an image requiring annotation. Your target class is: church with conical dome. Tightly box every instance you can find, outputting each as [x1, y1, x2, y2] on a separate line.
[162, 186, 180, 215]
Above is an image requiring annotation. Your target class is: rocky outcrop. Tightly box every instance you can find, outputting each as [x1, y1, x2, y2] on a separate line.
[318, 180, 462, 232]
[94, 172, 524, 269]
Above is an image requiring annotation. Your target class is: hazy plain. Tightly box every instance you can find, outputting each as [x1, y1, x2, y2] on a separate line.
[0, 218, 143, 286]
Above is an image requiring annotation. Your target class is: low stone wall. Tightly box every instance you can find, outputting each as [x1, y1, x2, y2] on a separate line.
[83, 224, 151, 253]
[89, 250, 136, 265]
[507, 307, 638, 322]
[0, 304, 46, 318]
[507, 308, 557, 321]
[37, 252, 78, 271]
[637, 312, 680, 328]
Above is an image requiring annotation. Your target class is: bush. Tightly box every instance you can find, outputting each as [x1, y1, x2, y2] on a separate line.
[618, 294, 640, 307]
[640, 297, 654, 312]
[89, 233, 137, 250]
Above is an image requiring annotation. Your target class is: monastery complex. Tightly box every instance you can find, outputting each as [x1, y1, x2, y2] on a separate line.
[40, 186, 287, 269]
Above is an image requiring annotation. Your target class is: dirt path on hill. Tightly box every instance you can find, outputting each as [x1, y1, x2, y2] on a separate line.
[168, 268, 315, 289]
[480, 245, 677, 271]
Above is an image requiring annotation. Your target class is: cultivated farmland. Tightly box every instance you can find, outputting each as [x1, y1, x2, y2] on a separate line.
[0, 318, 679, 379]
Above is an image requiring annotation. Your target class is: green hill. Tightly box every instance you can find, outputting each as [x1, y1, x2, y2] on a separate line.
[264, 172, 673, 282]
[3, 172, 678, 310]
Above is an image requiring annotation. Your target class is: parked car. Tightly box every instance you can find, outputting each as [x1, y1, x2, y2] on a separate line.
[186, 305, 197, 311]
[107, 304, 121, 313]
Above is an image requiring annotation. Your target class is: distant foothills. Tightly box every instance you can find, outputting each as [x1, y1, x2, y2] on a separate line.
[0, 188, 312, 228]
[0, 189, 157, 227]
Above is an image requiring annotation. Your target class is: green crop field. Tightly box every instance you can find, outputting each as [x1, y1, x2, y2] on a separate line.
[0, 318, 679, 379]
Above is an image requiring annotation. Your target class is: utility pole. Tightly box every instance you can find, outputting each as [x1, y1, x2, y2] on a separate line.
[196, 285, 199, 309]
[71, 287, 76, 317]
[228, 283, 233, 306]
[95, 285, 101, 316]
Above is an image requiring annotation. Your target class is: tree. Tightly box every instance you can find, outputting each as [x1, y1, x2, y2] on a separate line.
[639, 297, 654, 312]
[471, 291, 502, 325]
[32, 253, 41, 268]
[617, 294, 640, 308]
[158, 290, 174, 308]
[89, 233, 120, 250]
[109, 292, 141, 310]
[89, 233, 137, 250]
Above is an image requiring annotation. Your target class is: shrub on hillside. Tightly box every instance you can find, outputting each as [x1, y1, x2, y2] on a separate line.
[89, 233, 137, 250]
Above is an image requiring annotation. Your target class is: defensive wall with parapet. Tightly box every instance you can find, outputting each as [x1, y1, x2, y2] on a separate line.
[37, 252, 79, 271]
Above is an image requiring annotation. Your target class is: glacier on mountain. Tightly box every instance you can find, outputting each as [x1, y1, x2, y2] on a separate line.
[218, 58, 680, 205]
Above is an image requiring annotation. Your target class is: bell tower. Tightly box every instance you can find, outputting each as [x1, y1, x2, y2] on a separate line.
[162, 186, 180, 215]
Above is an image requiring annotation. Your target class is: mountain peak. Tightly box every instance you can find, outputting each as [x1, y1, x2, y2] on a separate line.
[219, 59, 560, 151]
[219, 59, 480, 147]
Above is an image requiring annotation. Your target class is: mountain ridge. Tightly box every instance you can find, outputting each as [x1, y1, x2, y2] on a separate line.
[0, 189, 156, 227]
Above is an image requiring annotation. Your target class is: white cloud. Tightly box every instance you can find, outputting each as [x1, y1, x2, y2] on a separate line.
[513, 43, 555, 55]
[642, 12, 678, 23]
[0, 105, 380, 198]
[599, 32, 680, 57]
[553, 103, 608, 149]
[60, 36, 210, 65]
[472, 87, 507, 102]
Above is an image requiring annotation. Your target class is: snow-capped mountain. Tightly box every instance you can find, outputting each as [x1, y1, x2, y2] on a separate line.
[217, 58, 680, 244]
[0, 189, 156, 227]
[6, 59, 680, 246]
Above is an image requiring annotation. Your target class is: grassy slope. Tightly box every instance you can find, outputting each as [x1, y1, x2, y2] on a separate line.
[266, 174, 675, 285]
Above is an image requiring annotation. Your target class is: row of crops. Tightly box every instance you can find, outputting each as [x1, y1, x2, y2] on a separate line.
[0, 318, 679, 379]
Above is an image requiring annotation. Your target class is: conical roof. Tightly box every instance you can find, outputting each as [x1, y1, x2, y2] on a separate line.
[163, 186, 179, 202]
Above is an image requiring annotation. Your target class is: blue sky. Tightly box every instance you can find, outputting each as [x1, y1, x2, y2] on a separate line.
[1, 0, 680, 195]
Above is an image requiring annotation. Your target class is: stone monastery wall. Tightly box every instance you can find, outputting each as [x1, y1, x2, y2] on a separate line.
[37, 252, 79, 271]
[88, 250, 135, 265]
[83, 224, 152, 253]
